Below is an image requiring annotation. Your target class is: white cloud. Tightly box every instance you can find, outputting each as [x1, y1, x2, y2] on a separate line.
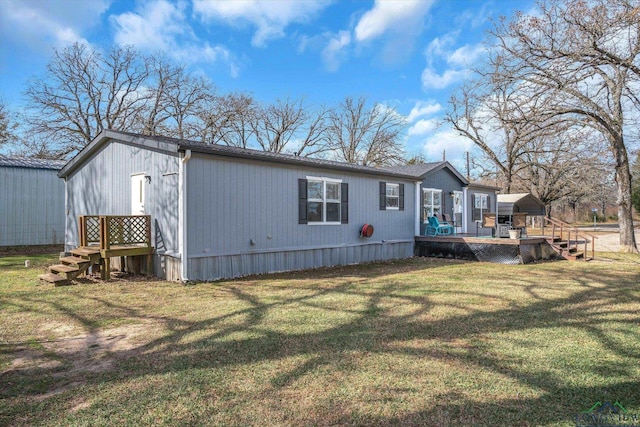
[354, 0, 434, 42]
[421, 33, 483, 90]
[421, 67, 469, 90]
[111, 0, 187, 51]
[0, 0, 109, 50]
[425, 33, 458, 64]
[111, 0, 237, 75]
[193, 0, 332, 47]
[447, 44, 486, 68]
[406, 100, 442, 122]
[422, 126, 474, 164]
[321, 31, 351, 72]
[408, 119, 439, 136]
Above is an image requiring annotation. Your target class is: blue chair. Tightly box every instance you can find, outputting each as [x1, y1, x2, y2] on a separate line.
[425, 216, 454, 236]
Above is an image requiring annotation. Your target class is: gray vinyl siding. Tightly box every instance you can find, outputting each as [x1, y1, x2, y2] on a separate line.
[184, 153, 414, 280]
[420, 168, 465, 224]
[0, 166, 64, 246]
[64, 140, 180, 276]
[466, 187, 498, 236]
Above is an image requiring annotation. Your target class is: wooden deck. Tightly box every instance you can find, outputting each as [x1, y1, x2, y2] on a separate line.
[40, 215, 154, 285]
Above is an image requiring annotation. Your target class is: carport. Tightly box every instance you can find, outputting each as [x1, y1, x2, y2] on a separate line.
[497, 193, 546, 217]
[495, 193, 546, 237]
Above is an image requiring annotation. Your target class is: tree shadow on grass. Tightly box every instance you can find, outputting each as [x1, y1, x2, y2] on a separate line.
[1, 259, 639, 425]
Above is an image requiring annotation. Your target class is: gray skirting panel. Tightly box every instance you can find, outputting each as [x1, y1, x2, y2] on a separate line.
[414, 238, 559, 264]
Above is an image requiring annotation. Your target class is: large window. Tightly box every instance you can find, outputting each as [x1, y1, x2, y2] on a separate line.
[379, 182, 404, 210]
[299, 177, 348, 224]
[423, 188, 442, 221]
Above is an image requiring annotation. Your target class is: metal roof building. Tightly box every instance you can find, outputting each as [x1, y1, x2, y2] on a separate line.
[0, 155, 66, 247]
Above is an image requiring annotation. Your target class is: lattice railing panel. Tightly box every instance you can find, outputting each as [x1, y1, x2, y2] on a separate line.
[85, 216, 100, 244]
[105, 215, 151, 247]
[79, 215, 101, 246]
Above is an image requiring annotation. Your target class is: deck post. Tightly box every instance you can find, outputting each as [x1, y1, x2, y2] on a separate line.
[101, 257, 110, 280]
[79, 216, 86, 247]
[146, 254, 152, 277]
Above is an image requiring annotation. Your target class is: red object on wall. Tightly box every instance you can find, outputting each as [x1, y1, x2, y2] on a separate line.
[360, 224, 374, 238]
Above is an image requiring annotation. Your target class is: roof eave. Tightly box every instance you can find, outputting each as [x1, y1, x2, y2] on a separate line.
[178, 143, 420, 180]
[58, 130, 180, 178]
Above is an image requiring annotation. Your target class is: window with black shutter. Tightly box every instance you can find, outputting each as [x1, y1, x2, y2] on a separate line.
[380, 181, 404, 211]
[298, 177, 347, 224]
[298, 179, 308, 224]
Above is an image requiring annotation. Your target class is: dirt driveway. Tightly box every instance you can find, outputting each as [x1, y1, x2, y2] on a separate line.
[590, 229, 640, 252]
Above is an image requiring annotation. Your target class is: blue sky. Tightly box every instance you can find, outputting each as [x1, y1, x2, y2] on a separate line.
[0, 0, 536, 167]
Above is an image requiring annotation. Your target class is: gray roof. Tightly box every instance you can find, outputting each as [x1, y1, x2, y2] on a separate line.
[384, 161, 470, 185]
[0, 155, 66, 170]
[383, 162, 443, 177]
[59, 129, 423, 180]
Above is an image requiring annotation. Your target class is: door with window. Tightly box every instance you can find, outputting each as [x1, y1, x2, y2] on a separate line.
[422, 188, 442, 222]
[452, 191, 463, 232]
[131, 174, 146, 215]
[472, 193, 488, 222]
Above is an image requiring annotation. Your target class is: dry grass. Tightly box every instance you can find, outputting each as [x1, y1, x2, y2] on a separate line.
[1, 253, 639, 426]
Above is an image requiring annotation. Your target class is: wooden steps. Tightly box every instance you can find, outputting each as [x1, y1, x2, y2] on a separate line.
[49, 264, 80, 274]
[59, 256, 91, 266]
[543, 217, 597, 261]
[547, 238, 587, 261]
[38, 272, 71, 286]
[39, 247, 99, 285]
[71, 247, 101, 257]
[40, 244, 154, 285]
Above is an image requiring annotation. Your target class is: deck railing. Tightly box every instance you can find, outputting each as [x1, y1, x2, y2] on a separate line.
[543, 217, 597, 260]
[79, 215, 152, 250]
[79, 215, 101, 246]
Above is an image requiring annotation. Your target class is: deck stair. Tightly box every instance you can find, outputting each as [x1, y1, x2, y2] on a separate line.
[543, 217, 597, 261]
[39, 215, 154, 285]
[39, 248, 100, 286]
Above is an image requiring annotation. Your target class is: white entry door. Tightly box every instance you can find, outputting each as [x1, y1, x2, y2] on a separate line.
[131, 174, 146, 215]
[452, 191, 463, 232]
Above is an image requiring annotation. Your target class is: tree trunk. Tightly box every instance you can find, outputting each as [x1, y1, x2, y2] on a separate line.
[612, 139, 638, 253]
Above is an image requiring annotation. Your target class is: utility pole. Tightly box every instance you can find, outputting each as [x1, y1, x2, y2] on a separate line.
[466, 151, 470, 180]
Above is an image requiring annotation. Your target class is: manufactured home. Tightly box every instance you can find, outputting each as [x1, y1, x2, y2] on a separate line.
[0, 155, 66, 247]
[52, 130, 561, 283]
[57, 130, 420, 281]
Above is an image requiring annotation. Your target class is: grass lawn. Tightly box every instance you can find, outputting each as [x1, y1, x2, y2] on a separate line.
[1, 253, 639, 426]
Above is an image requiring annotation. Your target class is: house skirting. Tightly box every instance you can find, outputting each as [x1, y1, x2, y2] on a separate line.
[414, 236, 559, 264]
[163, 240, 414, 282]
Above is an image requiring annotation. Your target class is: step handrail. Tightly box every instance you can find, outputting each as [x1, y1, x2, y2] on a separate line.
[543, 217, 598, 260]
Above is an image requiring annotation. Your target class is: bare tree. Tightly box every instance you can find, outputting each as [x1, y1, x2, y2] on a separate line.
[326, 96, 406, 167]
[0, 99, 18, 146]
[631, 150, 640, 213]
[519, 130, 609, 217]
[24, 43, 149, 157]
[199, 92, 257, 148]
[447, 81, 548, 193]
[488, 0, 639, 252]
[291, 105, 331, 158]
[140, 56, 215, 140]
[23, 43, 216, 157]
[251, 97, 330, 156]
